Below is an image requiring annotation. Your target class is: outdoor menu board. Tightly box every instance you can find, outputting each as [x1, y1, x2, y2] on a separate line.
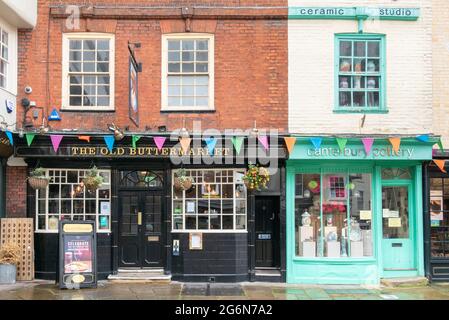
[59, 220, 97, 289]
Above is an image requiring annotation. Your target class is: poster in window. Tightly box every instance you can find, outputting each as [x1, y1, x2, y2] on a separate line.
[189, 232, 203, 250]
[129, 56, 139, 126]
[100, 201, 110, 215]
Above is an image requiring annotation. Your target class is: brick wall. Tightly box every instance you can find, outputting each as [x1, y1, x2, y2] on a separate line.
[432, 0, 449, 147]
[17, 0, 288, 134]
[5, 166, 27, 218]
[288, 0, 433, 135]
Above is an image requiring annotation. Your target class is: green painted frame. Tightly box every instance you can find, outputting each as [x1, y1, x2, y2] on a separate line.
[334, 33, 387, 114]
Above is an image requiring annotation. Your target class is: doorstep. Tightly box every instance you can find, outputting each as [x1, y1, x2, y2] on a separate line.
[107, 268, 171, 284]
[254, 269, 283, 283]
[380, 277, 429, 288]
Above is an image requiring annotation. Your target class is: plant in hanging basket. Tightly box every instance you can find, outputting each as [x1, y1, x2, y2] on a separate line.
[27, 167, 51, 189]
[242, 163, 270, 191]
[173, 169, 194, 191]
[83, 166, 104, 192]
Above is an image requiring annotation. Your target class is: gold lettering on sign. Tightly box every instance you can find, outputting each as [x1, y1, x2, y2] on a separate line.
[100, 147, 109, 155]
[129, 148, 137, 156]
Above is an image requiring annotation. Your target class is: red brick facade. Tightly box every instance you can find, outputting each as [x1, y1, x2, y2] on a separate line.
[6, 166, 27, 218]
[17, 0, 288, 133]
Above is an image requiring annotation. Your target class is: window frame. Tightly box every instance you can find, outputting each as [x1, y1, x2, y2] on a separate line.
[34, 168, 112, 233]
[161, 33, 215, 112]
[334, 33, 387, 114]
[61, 33, 115, 111]
[171, 169, 247, 233]
[0, 26, 8, 89]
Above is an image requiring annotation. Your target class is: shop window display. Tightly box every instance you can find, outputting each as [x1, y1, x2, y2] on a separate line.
[295, 172, 372, 258]
[430, 178, 449, 258]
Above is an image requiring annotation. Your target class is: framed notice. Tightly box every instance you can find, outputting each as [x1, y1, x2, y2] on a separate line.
[189, 232, 203, 250]
[129, 55, 139, 126]
[59, 220, 97, 289]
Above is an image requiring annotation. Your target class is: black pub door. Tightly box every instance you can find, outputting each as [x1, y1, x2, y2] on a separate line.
[255, 196, 279, 268]
[119, 191, 163, 268]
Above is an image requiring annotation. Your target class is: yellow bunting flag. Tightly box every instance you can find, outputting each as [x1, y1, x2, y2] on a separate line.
[434, 159, 447, 173]
[179, 137, 191, 153]
[78, 135, 91, 142]
[389, 137, 401, 154]
[284, 137, 297, 154]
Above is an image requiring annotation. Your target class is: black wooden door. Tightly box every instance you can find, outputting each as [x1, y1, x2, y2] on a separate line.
[119, 191, 163, 268]
[255, 197, 278, 267]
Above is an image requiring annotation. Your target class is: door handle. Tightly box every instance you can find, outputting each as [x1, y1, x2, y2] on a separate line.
[270, 213, 275, 221]
[138, 212, 142, 226]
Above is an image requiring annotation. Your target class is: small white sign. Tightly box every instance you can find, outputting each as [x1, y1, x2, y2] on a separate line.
[382, 208, 390, 217]
[388, 210, 399, 218]
[360, 210, 372, 220]
[186, 201, 195, 213]
[100, 201, 110, 215]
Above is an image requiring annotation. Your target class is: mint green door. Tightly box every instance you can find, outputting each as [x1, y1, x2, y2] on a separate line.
[381, 184, 415, 274]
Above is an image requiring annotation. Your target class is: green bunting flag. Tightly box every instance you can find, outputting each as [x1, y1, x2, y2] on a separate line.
[231, 137, 244, 154]
[25, 133, 36, 147]
[336, 137, 348, 152]
[132, 135, 141, 149]
[437, 138, 444, 152]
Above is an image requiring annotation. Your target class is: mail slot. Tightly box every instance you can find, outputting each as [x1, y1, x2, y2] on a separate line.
[258, 234, 271, 240]
[392, 243, 402, 247]
[148, 236, 159, 242]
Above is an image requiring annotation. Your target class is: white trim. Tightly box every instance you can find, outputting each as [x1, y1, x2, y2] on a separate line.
[161, 33, 215, 111]
[171, 230, 248, 234]
[61, 32, 115, 111]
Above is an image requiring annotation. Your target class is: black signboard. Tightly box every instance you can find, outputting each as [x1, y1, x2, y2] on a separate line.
[59, 220, 97, 289]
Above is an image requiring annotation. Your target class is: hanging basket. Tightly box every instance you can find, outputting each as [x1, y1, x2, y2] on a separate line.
[28, 177, 50, 190]
[173, 177, 194, 191]
[83, 176, 102, 192]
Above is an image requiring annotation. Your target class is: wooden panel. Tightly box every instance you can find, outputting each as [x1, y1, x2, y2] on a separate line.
[0, 218, 34, 281]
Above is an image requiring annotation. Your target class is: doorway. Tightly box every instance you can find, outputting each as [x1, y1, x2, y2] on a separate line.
[118, 191, 163, 268]
[255, 196, 280, 268]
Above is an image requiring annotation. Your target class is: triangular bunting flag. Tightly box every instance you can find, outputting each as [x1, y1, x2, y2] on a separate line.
[50, 135, 63, 153]
[389, 137, 401, 154]
[5, 131, 13, 146]
[434, 160, 447, 173]
[416, 135, 429, 143]
[231, 137, 244, 154]
[153, 137, 166, 151]
[204, 137, 218, 155]
[361, 138, 374, 155]
[132, 135, 141, 149]
[104, 135, 115, 152]
[179, 137, 191, 153]
[436, 138, 444, 152]
[78, 135, 91, 142]
[336, 137, 348, 152]
[25, 133, 36, 147]
[310, 137, 322, 149]
[284, 137, 297, 154]
[258, 136, 269, 151]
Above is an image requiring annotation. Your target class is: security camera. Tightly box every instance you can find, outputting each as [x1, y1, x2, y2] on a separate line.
[24, 86, 32, 94]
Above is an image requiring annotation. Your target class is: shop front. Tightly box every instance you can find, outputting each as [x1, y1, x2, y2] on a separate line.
[12, 133, 286, 282]
[286, 136, 435, 284]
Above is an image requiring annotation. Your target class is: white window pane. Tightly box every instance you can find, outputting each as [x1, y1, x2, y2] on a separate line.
[182, 40, 194, 50]
[182, 97, 194, 106]
[83, 51, 95, 61]
[83, 62, 95, 72]
[168, 52, 180, 62]
[97, 51, 109, 62]
[83, 40, 95, 50]
[196, 75, 209, 85]
[168, 63, 180, 72]
[196, 52, 208, 62]
[97, 63, 109, 73]
[84, 76, 96, 84]
[196, 63, 208, 72]
[182, 85, 194, 96]
[168, 85, 180, 95]
[70, 76, 82, 84]
[69, 50, 81, 61]
[168, 76, 181, 85]
[196, 85, 208, 96]
[70, 40, 81, 50]
[183, 76, 194, 85]
[168, 97, 181, 106]
[182, 63, 194, 72]
[97, 85, 109, 95]
[196, 40, 208, 50]
[196, 97, 209, 106]
[70, 96, 82, 106]
[69, 62, 81, 72]
[98, 76, 110, 84]
[97, 97, 110, 106]
[97, 40, 109, 50]
[182, 52, 194, 62]
[1, 45, 8, 60]
[83, 85, 96, 95]
[168, 40, 180, 50]
[70, 85, 82, 95]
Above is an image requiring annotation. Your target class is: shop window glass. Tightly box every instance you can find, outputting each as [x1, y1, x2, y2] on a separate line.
[295, 171, 373, 258]
[430, 178, 449, 258]
[336, 35, 385, 112]
[0, 28, 8, 89]
[119, 170, 163, 188]
[381, 168, 412, 180]
[171, 169, 247, 231]
[35, 169, 111, 232]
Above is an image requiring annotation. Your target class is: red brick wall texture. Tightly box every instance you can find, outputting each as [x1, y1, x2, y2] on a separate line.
[17, 0, 288, 134]
[6, 166, 27, 218]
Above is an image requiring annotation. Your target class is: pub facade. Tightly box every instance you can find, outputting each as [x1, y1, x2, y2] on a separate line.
[6, 0, 288, 283]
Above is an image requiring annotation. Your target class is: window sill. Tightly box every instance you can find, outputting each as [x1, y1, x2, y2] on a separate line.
[333, 108, 388, 114]
[171, 230, 248, 233]
[161, 107, 215, 113]
[60, 107, 115, 112]
[292, 257, 376, 264]
[34, 230, 111, 234]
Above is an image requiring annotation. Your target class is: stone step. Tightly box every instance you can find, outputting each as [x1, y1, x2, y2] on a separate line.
[381, 277, 429, 288]
[107, 273, 171, 283]
[117, 268, 164, 274]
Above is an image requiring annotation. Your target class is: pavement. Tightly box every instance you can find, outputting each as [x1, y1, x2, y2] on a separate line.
[1, 280, 449, 300]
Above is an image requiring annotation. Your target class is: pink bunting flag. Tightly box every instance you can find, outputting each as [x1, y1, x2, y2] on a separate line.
[258, 136, 269, 151]
[361, 138, 374, 156]
[153, 136, 166, 151]
[50, 135, 63, 153]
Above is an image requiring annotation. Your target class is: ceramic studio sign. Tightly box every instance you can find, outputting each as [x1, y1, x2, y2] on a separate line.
[288, 7, 420, 21]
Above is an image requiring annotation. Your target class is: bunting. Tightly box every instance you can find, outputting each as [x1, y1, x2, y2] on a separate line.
[310, 137, 322, 149]
[204, 137, 218, 155]
[78, 135, 91, 143]
[25, 133, 36, 147]
[436, 138, 444, 153]
[153, 137, 166, 151]
[361, 138, 374, 155]
[179, 137, 191, 153]
[416, 134, 429, 143]
[132, 135, 141, 149]
[434, 159, 447, 173]
[283, 137, 297, 154]
[389, 137, 401, 154]
[50, 135, 63, 153]
[104, 135, 115, 152]
[5, 131, 13, 146]
[336, 137, 348, 152]
[231, 136, 244, 154]
[258, 136, 269, 151]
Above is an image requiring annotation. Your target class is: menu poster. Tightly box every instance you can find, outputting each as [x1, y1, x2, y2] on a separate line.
[64, 235, 93, 274]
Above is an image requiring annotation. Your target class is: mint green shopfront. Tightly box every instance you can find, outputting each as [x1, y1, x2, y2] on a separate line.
[286, 137, 435, 285]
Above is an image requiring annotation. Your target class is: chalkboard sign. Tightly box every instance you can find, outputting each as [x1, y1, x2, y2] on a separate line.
[59, 220, 97, 289]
